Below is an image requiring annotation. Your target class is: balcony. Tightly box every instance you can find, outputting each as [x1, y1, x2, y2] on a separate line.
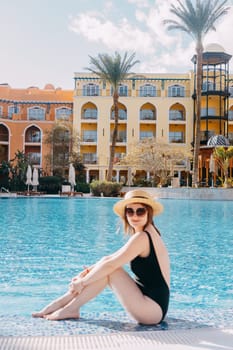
[140, 110, 156, 121]
[27, 152, 41, 166]
[200, 130, 215, 144]
[83, 153, 97, 164]
[169, 132, 185, 143]
[82, 130, 97, 143]
[169, 110, 185, 121]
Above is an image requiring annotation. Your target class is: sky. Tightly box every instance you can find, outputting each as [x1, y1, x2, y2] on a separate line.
[1, 0, 233, 90]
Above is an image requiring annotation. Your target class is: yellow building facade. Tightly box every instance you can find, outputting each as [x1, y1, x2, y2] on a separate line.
[73, 72, 195, 183]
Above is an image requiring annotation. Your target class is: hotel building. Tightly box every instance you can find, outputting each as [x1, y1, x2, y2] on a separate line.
[1, 44, 233, 186]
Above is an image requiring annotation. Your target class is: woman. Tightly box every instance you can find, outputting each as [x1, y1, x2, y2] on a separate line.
[32, 189, 170, 324]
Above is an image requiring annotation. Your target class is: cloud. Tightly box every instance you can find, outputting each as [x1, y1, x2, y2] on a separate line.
[127, 0, 150, 8]
[69, 1, 233, 74]
[69, 13, 155, 54]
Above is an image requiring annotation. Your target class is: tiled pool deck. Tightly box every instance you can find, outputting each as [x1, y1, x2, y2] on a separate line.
[0, 312, 233, 350]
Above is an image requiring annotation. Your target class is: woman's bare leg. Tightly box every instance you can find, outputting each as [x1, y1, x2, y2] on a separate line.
[32, 291, 75, 318]
[45, 277, 108, 320]
[108, 268, 163, 325]
[42, 268, 163, 324]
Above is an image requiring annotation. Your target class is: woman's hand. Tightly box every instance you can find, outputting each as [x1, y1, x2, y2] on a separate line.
[72, 267, 90, 282]
[69, 278, 85, 295]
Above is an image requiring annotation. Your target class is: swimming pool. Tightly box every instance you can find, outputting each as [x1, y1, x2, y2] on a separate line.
[0, 197, 232, 335]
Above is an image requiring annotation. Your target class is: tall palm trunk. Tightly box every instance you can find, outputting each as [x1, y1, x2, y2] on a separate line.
[107, 90, 119, 181]
[192, 41, 203, 187]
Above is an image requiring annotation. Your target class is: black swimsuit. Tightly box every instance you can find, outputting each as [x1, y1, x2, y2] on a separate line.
[130, 230, 170, 322]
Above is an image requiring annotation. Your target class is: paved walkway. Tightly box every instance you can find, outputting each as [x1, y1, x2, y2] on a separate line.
[1, 327, 233, 350]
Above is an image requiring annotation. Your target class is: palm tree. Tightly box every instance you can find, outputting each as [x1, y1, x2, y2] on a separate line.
[86, 52, 139, 181]
[164, 0, 229, 187]
[213, 146, 233, 187]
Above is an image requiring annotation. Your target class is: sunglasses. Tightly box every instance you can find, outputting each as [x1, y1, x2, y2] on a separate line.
[125, 207, 147, 217]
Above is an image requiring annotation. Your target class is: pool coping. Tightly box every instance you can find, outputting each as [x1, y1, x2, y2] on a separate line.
[1, 187, 233, 200]
[1, 327, 233, 350]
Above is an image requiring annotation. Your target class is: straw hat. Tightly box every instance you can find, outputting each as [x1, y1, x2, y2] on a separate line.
[113, 189, 163, 218]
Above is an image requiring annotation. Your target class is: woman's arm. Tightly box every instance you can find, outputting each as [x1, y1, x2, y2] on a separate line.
[70, 231, 149, 294]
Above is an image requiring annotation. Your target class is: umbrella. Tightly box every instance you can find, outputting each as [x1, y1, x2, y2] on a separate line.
[25, 165, 32, 192]
[68, 163, 76, 191]
[32, 167, 39, 191]
[209, 154, 215, 173]
[209, 154, 215, 187]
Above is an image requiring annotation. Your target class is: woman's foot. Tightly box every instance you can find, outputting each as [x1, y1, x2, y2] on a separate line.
[32, 293, 75, 318]
[32, 303, 62, 318]
[32, 311, 47, 318]
[45, 307, 80, 321]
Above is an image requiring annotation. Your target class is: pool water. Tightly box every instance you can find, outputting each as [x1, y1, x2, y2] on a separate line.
[0, 197, 232, 333]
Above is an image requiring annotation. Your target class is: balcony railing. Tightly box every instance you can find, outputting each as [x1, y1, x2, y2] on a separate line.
[83, 153, 97, 164]
[27, 152, 41, 165]
[169, 132, 185, 143]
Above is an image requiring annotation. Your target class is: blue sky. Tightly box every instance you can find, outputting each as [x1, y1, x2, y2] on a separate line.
[1, 0, 233, 90]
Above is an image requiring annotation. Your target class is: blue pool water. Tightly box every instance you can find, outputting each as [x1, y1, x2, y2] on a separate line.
[0, 197, 232, 335]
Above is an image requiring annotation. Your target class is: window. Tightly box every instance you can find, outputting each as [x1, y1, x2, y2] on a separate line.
[202, 80, 215, 91]
[111, 108, 127, 120]
[0, 106, 2, 116]
[25, 128, 41, 142]
[140, 84, 156, 97]
[83, 153, 97, 164]
[140, 131, 155, 139]
[83, 84, 100, 96]
[169, 110, 185, 120]
[55, 107, 72, 120]
[83, 108, 97, 119]
[111, 131, 126, 142]
[118, 84, 128, 96]
[28, 107, 45, 121]
[0, 125, 9, 141]
[140, 110, 156, 120]
[82, 130, 97, 142]
[229, 86, 233, 97]
[8, 105, 20, 119]
[228, 110, 233, 121]
[168, 85, 185, 97]
[169, 132, 185, 143]
[27, 152, 41, 165]
[201, 108, 216, 117]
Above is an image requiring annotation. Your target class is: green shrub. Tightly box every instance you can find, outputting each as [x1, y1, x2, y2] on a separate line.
[39, 176, 62, 194]
[90, 180, 122, 197]
[75, 182, 90, 193]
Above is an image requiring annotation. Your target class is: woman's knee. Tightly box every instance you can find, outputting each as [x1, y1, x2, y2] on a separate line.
[107, 267, 125, 286]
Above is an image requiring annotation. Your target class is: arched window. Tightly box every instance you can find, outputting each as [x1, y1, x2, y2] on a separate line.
[140, 84, 156, 97]
[0, 124, 9, 142]
[83, 83, 100, 96]
[140, 103, 156, 120]
[111, 108, 127, 120]
[25, 126, 41, 143]
[168, 84, 185, 97]
[169, 104, 185, 120]
[28, 106, 45, 121]
[55, 107, 72, 120]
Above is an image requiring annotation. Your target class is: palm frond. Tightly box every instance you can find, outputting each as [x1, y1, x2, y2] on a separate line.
[164, 0, 229, 42]
[85, 51, 139, 90]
